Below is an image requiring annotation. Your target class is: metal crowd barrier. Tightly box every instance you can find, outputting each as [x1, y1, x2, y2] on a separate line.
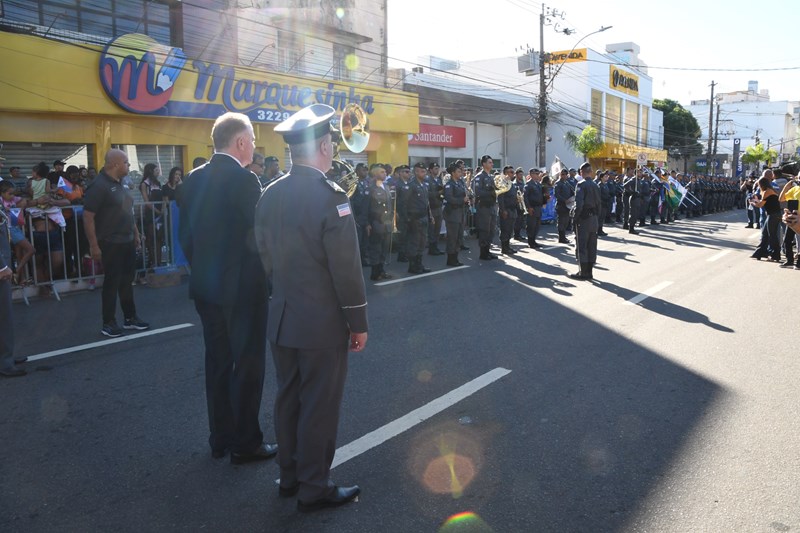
[11, 201, 181, 304]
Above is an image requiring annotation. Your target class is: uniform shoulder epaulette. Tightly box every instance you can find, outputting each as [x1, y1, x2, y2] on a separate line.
[323, 178, 345, 194]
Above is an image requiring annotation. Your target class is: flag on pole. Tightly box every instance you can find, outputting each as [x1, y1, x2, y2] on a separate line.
[666, 177, 687, 209]
[550, 156, 566, 180]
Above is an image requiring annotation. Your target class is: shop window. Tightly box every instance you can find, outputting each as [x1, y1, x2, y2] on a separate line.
[590, 90, 603, 131]
[605, 94, 622, 144]
[641, 107, 649, 148]
[625, 102, 639, 145]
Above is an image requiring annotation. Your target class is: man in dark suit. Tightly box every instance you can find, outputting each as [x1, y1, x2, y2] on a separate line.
[255, 104, 368, 513]
[178, 112, 276, 464]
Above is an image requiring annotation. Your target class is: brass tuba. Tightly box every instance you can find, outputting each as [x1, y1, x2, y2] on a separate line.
[330, 103, 370, 196]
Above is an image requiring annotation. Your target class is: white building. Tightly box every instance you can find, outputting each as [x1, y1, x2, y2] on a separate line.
[686, 81, 800, 177]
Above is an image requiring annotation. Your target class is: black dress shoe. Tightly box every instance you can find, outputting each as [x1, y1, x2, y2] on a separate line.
[211, 448, 227, 459]
[297, 485, 360, 513]
[13, 356, 28, 365]
[279, 484, 300, 498]
[0, 366, 27, 378]
[230, 443, 278, 465]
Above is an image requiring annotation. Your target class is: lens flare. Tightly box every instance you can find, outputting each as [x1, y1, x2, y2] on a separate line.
[335, 7, 345, 18]
[417, 369, 433, 383]
[345, 53, 360, 71]
[439, 511, 494, 532]
[421, 434, 476, 498]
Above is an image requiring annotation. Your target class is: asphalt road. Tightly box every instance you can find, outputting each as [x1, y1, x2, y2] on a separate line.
[2, 210, 798, 533]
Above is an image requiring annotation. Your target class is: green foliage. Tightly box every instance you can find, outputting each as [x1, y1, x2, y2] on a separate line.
[741, 143, 778, 166]
[564, 125, 604, 161]
[653, 98, 704, 158]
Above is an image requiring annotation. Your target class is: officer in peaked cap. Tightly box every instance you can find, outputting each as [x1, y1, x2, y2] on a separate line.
[255, 103, 366, 512]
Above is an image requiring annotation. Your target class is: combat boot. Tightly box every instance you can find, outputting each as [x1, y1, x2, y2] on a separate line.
[370, 265, 380, 280]
[569, 262, 591, 280]
[378, 264, 392, 280]
[428, 244, 444, 256]
[558, 230, 570, 244]
[408, 256, 421, 274]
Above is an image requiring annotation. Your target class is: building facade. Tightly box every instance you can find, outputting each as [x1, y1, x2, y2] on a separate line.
[0, 0, 417, 192]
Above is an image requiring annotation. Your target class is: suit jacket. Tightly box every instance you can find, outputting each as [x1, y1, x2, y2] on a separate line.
[178, 153, 267, 307]
[255, 164, 368, 350]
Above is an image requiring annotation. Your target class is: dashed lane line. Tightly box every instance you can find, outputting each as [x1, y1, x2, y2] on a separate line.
[707, 250, 732, 262]
[625, 281, 674, 306]
[25, 323, 195, 362]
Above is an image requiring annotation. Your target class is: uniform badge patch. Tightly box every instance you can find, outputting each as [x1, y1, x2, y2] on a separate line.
[325, 179, 345, 193]
[337, 203, 352, 217]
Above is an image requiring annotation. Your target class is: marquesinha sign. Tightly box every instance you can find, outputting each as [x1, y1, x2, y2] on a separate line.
[609, 66, 639, 96]
[99, 33, 377, 122]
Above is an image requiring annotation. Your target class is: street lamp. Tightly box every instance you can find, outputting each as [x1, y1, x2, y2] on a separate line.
[537, 25, 612, 167]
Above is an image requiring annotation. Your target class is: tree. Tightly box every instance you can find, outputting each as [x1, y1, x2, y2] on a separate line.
[741, 143, 778, 171]
[564, 125, 604, 162]
[653, 99, 704, 171]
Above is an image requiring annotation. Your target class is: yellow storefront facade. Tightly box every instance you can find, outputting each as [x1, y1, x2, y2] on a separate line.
[0, 32, 418, 173]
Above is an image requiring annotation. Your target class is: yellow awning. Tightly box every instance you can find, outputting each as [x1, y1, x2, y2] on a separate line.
[593, 142, 667, 163]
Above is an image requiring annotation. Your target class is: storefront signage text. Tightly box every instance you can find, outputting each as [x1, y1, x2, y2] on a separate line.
[545, 48, 587, 64]
[408, 124, 466, 147]
[609, 66, 639, 96]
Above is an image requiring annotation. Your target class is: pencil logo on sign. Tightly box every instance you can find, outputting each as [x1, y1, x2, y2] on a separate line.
[99, 33, 187, 113]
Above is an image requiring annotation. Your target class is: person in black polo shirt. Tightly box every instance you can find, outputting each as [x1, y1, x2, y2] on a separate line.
[83, 149, 149, 337]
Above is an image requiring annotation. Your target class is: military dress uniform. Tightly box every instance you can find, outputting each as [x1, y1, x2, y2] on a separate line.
[554, 177, 574, 243]
[637, 177, 651, 226]
[497, 182, 518, 255]
[393, 177, 411, 262]
[426, 174, 445, 255]
[443, 176, 467, 266]
[256, 104, 367, 510]
[571, 177, 601, 280]
[512, 179, 526, 240]
[367, 181, 393, 280]
[405, 177, 431, 274]
[523, 178, 544, 248]
[473, 170, 499, 259]
[623, 174, 641, 234]
[351, 178, 371, 266]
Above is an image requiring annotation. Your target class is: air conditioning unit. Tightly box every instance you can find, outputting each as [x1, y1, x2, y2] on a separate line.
[517, 52, 539, 75]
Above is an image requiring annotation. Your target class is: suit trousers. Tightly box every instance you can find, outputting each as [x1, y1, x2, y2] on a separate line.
[194, 298, 267, 454]
[556, 206, 570, 232]
[368, 228, 390, 266]
[0, 280, 14, 371]
[406, 215, 428, 258]
[499, 211, 516, 242]
[628, 197, 642, 227]
[271, 342, 349, 502]
[99, 241, 137, 324]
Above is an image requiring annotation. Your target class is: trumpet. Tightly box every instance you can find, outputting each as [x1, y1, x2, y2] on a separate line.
[329, 103, 371, 197]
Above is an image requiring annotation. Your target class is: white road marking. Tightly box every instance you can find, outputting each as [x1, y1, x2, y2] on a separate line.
[374, 265, 469, 286]
[25, 323, 195, 362]
[331, 367, 512, 469]
[625, 281, 674, 306]
[707, 250, 731, 262]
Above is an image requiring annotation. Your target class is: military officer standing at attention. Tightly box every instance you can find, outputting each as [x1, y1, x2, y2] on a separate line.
[498, 165, 518, 256]
[622, 167, 641, 235]
[512, 167, 527, 241]
[367, 163, 393, 281]
[524, 168, 545, 249]
[473, 155, 499, 260]
[426, 162, 445, 256]
[554, 168, 573, 244]
[406, 162, 432, 274]
[595, 170, 610, 237]
[255, 104, 367, 513]
[351, 163, 371, 266]
[637, 168, 651, 227]
[393, 165, 412, 263]
[443, 162, 467, 266]
[571, 162, 601, 280]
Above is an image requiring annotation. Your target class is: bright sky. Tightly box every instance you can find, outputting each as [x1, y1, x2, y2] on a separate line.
[387, 0, 799, 106]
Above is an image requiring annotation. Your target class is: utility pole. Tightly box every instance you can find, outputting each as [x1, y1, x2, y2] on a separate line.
[707, 81, 715, 162]
[712, 103, 721, 175]
[536, 5, 547, 168]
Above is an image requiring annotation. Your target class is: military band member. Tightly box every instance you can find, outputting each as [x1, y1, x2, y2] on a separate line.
[393, 165, 412, 262]
[473, 155, 499, 260]
[596, 170, 610, 237]
[255, 104, 366, 512]
[637, 169, 651, 226]
[524, 168, 545, 249]
[498, 165, 518, 256]
[406, 162, 432, 274]
[571, 162, 601, 280]
[367, 164, 393, 281]
[554, 168, 573, 244]
[648, 170, 662, 225]
[622, 167, 641, 235]
[426, 162, 445, 256]
[513, 167, 526, 241]
[351, 163, 371, 266]
[443, 162, 467, 266]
